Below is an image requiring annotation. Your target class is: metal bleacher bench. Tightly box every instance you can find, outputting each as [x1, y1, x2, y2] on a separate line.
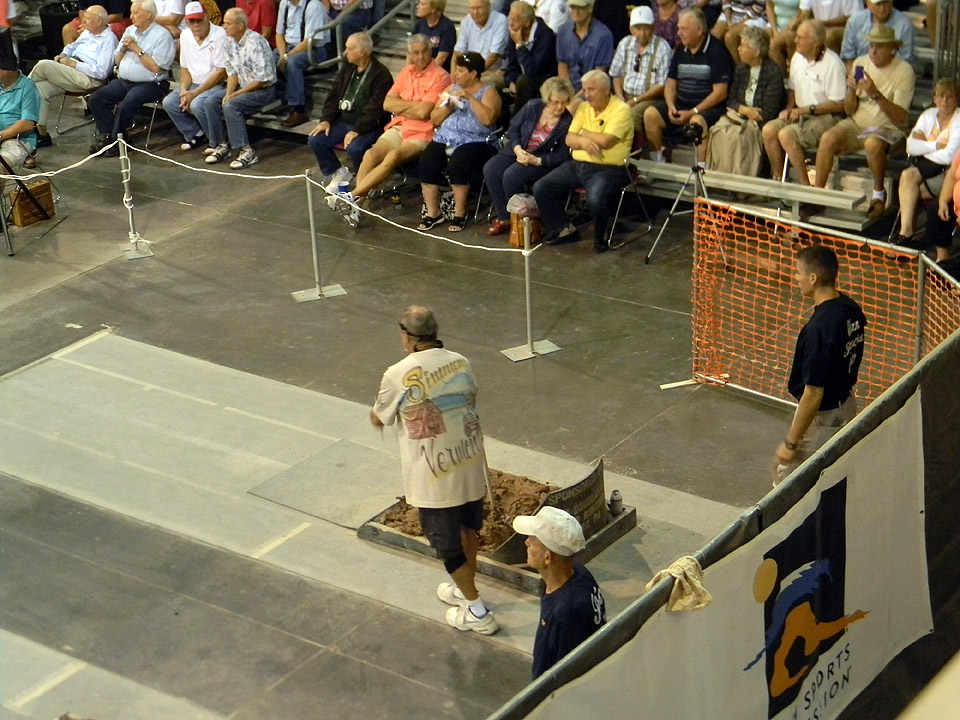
[629, 158, 867, 234]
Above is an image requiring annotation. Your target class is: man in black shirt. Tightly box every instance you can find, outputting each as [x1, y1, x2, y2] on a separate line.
[512, 507, 606, 679]
[775, 244, 866, 485]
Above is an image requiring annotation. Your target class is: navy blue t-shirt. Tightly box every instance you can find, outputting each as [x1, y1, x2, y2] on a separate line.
[667, 35, 733, 110]
[788, 293, 867, 409]
[414, 16, 456, 72]
[532, 563, 606, 679]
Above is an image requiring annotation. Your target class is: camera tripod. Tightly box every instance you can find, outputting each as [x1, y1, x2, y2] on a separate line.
[645, 142, 710, 264]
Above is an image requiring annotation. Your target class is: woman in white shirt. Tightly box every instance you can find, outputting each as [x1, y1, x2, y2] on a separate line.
[896, 78, 960, 243]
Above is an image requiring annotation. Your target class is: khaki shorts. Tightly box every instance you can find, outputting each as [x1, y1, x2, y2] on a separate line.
[377, 126, 428, 151]
[768, 114, 838, 150]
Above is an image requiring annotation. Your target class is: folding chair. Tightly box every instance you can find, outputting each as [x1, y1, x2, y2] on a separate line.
[54, 89, 97, 135]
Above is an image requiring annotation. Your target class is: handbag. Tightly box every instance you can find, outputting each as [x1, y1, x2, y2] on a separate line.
[706, 110, 763, 177]
[508, 213, 542, 248]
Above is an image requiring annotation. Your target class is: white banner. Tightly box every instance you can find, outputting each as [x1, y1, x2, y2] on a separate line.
[526, 390, 932, 720]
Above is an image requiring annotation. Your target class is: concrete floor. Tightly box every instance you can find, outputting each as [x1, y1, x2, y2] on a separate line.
[0, 110, 791, 719]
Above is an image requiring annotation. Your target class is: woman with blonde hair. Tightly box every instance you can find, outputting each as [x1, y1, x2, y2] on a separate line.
[482, 76, 575, 235]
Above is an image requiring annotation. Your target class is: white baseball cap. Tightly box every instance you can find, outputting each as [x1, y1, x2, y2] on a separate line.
[630, 6, 654, 26]
[184, 1, 205, 19]
[512, 506, 586, 557]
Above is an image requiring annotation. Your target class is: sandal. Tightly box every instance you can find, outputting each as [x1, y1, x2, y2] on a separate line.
[448, 216, 467, 232]
[418, 214, 444, 230]
[488, 218, 508, 236]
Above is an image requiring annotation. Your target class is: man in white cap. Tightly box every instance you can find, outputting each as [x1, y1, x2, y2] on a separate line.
[512, 506, 606, 678]
[161, 1, 228, 152]
[610, 5, 671, 132]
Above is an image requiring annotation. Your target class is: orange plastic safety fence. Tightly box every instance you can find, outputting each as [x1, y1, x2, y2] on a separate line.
[691, 199, 960, 406]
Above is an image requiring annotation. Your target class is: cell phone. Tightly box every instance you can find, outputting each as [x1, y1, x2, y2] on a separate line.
[854, 66, 864, 82]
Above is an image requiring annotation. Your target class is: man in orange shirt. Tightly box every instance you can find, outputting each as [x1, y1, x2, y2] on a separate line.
[330, 34, 450, 224]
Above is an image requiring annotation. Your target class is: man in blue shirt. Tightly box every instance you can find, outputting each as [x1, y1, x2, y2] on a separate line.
[274, 0, 330, 127]
[840, 0, 914, 66]
[512, 507, 606, 679]
[642, 7, 732, 166]
[0, 61, 41, 169]
[454, 0, 510, 71]
[88, 0, 175, 156]
[556, 0, 613, 92]
[28, 4, 118, 151]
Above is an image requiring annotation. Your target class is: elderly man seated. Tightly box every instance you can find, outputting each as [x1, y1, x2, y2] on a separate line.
[308, 32, 393, 184]
[28, 4, 118, 154]
[63, 0, 132, 46]
[502, 1, 556, 112]
[610, 5, 671, 132]
[643, 7, 732, 167]
[532, 69, 632, 253]
[454, 0, 509, 71]
[840, 0, 913, 67]
[275, 0, 331, 128]
[761, 19, 845, 184]
[814, 24, 914, 220]
[161, 2, 227, 153]
[88, 0, 175, 156]
[329, 34, 450, 218]
[205, 7, 277, 169]
[556, 0, 613, 93]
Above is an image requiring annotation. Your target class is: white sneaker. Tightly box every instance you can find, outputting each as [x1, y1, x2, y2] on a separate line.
[335, 191, 361, 227]
[229, 148, 259, 170]
[445, 605, 499, 635]
[204, 143, 230, 164]
[437, 582, 467, 606]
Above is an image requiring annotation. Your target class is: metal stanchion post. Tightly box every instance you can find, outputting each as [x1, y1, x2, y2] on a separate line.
[117, 134, 153, 260]
[292, 171, 346, 302]
[501, 215, 560, 361]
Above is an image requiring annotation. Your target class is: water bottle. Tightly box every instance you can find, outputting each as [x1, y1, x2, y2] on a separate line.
[609, 489, 623, 516]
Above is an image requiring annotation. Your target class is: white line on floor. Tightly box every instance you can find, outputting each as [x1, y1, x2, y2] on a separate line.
[224, 406, 341, 440]
[251, 521, 313, 559]
[55, 357, 219, 406]
[8, 659, 87, 709]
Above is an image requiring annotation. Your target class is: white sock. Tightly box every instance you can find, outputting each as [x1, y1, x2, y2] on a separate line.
[697, 161, 707, 169]
[650, 150, 665, 163]
[468, 598, 488, 618]
[872, 190, 886, 201]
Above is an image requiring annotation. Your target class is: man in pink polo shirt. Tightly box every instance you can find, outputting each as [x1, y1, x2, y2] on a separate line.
[331, 33, 450, 221]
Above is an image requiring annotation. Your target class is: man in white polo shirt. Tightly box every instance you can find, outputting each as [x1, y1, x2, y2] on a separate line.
[162, 1, 228, 152]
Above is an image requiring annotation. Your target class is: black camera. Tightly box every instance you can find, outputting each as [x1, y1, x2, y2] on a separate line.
[680, 122, 703, 146]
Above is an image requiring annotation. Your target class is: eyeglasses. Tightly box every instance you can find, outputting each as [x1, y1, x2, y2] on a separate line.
[633, 54, 641, 73]
[399, 322, 411, 334]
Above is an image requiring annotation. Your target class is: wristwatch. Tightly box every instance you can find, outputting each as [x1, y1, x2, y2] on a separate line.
[809, 105, 816, 115]
[137, 49, 146, 57]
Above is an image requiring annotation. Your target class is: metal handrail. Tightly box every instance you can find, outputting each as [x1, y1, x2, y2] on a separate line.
[307, 0, 417, 70]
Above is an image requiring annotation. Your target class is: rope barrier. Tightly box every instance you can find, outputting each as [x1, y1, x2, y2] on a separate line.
[6, 135, 554, 356]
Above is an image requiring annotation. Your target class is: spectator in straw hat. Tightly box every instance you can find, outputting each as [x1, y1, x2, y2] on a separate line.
[370, 306, 498, 637]
[161, 2, 228, 154]
[775, 245, 866, 486]
[512, 506, 606, 679]
[813, 23, 914, 220]
[840, 0, 914, 67]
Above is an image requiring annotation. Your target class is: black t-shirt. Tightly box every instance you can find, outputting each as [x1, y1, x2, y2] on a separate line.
[667, 35, 733, 110]
[413, 16, 456, 73]
[532, 563, 606, 679]
[788, 293, 867, 409]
